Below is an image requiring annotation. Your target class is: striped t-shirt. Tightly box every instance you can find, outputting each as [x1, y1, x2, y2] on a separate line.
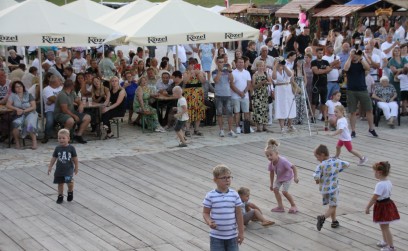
[202, 189, 242, 239]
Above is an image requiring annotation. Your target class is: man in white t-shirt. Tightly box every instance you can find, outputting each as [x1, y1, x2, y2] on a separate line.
[72, 51, 87, 73]
[271, 25, 282, 47]
[173, 45, 187, 69]
[44, 51, 56, 66]
[381, 34, 399, 58]
[42, 75, 63, 143]
[231, 58, 252, 134]
[364, 44, 381, 82]
[394, 21, 405, 42]
[323, 45, 341, 100]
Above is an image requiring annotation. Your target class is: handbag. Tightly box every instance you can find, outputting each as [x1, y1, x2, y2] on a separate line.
[243, 120, 251, 134]
[268, 85, 274, 104]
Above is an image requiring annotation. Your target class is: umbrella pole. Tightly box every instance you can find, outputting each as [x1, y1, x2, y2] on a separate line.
[38, 49, 44, 133]
[175, 45, 178, 71]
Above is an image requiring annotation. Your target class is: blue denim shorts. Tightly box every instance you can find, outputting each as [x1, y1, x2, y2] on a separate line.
[215, 96, 233, 116]
[210, 237, 238, 251]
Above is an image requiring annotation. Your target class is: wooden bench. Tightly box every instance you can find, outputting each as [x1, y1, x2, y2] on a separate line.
[136, 111, 154, 133]
[109, 117, 124, 137]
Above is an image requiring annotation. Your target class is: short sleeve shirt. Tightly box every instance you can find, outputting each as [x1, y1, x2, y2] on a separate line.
[52, 144, 77, 177]
[374, 180, 392, 200]
[374, 85, 396, 102]
[268, 156, 294, 182]
[212, 69, 231, 97]
[54, 90, 77, 115]
[313, 158, 349, 194]
[337, 117, 351, 141]
[311, 59, 330, 87]
[177, 97, 189, 121]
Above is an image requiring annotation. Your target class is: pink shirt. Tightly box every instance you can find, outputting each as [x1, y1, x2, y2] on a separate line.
[268, 156, 294, 182]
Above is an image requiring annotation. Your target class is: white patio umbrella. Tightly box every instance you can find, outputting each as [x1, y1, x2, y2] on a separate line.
[0, 0, 18, 10]
[112, 0, 258, 46]
[0, 0, 125, 128]
[96, 0, 156, 28]
[61, 0, 113, 20]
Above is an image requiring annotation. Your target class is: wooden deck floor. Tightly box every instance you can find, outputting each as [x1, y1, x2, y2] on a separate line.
[1, 131, 407, 251]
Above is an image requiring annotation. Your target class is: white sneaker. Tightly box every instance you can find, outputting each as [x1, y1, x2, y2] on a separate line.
[236, 127, 241, 134]
[155, 127, 166, 133]
[281, 128, 286, 134]
[228, 131, 237, 138]
[219, 130, 225, 137]
[288, 125, 297, 132]
[250, 127, 255, 133]
[380, 247, 395, 251]
[377, 241, 387, 248]
[358, 156, 368, 166]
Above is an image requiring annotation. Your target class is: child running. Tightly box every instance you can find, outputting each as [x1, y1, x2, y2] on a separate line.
[325, 90, 342, 130]
[365, 161, 400, 251]
[237, 187, 275, 227]
[329, 105, 368, 165]
[266, 139, 299, 213]
[47, 129, 79, 204]
[202, 164, 244, 250]
[173, 86, 188, 147]
[313, 144, 350, 231]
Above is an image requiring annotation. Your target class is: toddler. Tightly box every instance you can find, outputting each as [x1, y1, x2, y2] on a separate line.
[173, 86, 188, 147]
[397, 66, 408, 115]
[366, 161, 400, 251]
[47, 129, 78, 204]
[266, 139, 299, 213]
[237, 187, 275, 227]
[313, 144, 350, 231]
[325, 90, 342, 130]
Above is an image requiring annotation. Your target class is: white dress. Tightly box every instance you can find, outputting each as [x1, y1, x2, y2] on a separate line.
[274, 70, 296, 119]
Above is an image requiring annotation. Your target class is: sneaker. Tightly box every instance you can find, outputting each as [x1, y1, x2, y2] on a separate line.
[236, 127, 241, 134]
[185, 131, 191, 137]
[56, 195, 63, 204]
[331, 220, 340, 228]
[288, 125, 296, 132]
[74, 135, 87, 144]
[250, 127, 255, 133]
[178, 143, 188, 147]
[281, 128, 287, 134]
[358, 156, 368, 166]
[380, 247, 395, 251]
[227, 131, 237, 138]
[377, 241, 387, 248]
[67, 191, 73, 202]
[219, 130, 225, 137]
[351, 131, 356, 138]
[316, 215, 325, 231]
[41, 136, 49, 144]
[369, 129, 378, 137]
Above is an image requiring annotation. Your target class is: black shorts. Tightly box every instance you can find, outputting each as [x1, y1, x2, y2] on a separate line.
[53, 175, 74, 184]
[312, 85, 328, 106]
[401, 91, 408, 101]
[174, 120, 186, 132]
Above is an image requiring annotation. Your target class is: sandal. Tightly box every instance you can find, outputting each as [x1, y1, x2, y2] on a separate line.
[271, 207, 285, 213]
[185, 131, 191, 137]
[331, 220, 340, 228]
[104, 133, 114, 140]
[193, 130, 203, 136]
[261, 220, 275, 227]
[288, 207, 298, 214]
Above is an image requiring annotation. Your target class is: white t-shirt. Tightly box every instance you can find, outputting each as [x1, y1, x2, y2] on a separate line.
[325, 100, 342, 115]
[322, 55, 340, 82]
[380, 41, 394, 58]
[173, 45, 187, 64]
[336, 117, 351, 141]
[43, 85, 63, 113]
[28, 84, 37, 99]
[374, 180, 392, 200]
[395, 26, 405, 41]
[177, 97, 189, 121]
[365, 53, 381, 81]
[397, 74, 408, 91]
[72, 58, 87, 72]
[231, 69, 251, 100]
[272, 30, 282, 46]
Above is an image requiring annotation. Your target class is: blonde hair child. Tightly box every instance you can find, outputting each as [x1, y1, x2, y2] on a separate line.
[237, 187, 275, 227]
[265, 139, 299, 213]
[329, 105, 368, 165]
[325, 90, 342, 129]
[365, 162, 400, 250]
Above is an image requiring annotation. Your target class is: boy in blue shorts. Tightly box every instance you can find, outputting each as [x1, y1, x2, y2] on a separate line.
[203, 165, 244, 251]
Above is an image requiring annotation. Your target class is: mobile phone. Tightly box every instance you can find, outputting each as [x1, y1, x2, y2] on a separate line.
[222, 64, 228, 71]
[194, 64, 201, 70]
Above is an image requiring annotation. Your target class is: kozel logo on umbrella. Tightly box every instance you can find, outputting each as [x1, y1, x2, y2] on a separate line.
[42, 36, 65, 43]
[186, 34, 206, 42]
[0, 35, 18, 43]
[148, 36, 168, 44]
[88, 37, 105, 44]
[225, 32, 243, 39]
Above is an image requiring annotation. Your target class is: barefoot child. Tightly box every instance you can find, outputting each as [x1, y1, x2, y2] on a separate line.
[237, 187, 275, 227]
[329, 105, 368, 166]
[47, 129, 78, 204]
[313, 144, 350, 231]
[366, 161, 400, 251]
[325, 90, 342, 130]
[173, 86, 188, 147]
[203, 165, 244, 250]
[266, 139, 299, 213]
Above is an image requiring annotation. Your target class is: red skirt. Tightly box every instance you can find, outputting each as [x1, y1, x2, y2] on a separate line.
[373, 198, 400, 224]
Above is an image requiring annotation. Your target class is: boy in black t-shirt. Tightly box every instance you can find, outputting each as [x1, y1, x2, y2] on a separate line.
[48, 129, 78, 204]
[311, 48, 331, 121]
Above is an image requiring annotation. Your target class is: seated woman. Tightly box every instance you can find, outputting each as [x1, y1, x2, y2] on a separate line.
[91, 77, 110, 105]
[101, 76, 126, 139]
[6, 80, 38, 149]
[133, 76, 166, 132]
[371, 76, 398, 128]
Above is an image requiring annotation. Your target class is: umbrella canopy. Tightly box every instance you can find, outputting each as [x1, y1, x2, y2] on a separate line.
[0, 0, 125, 47]
[0, 0, 18, 10]
[61, 0, 113, 20]
[96, 0, 156, 28]
[112, 0, 259, 46]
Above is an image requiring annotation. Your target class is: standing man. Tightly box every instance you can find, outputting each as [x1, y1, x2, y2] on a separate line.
[364, 44, 381, 83]
[294, 27, 310, 56]
[212, 56, 237, 138]
[231, 58, 252, 134]
[311, 48, 331, 122]
[343, 49, 378, 138]
[322, 45, 341, 100]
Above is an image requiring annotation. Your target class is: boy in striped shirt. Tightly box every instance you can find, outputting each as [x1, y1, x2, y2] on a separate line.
[203, 165, 244, 251]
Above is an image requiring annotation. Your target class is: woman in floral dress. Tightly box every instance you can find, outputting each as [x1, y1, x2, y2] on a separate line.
[251, 61, 272, 131]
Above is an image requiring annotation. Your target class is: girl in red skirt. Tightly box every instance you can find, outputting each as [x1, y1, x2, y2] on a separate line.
[365, 161, 400, 251]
